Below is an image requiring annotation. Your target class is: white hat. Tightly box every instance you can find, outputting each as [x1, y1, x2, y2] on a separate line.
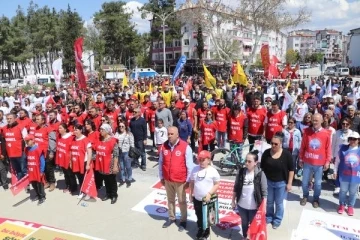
[183, 99, 190, 103]
[348, 132, 360, 139]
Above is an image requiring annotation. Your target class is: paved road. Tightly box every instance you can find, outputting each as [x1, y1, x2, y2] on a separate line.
[2, 147, 360, 240]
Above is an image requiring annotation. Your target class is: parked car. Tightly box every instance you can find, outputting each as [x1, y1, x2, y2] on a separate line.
[324, 67, 335, 75]
[335, 68, 350, 77]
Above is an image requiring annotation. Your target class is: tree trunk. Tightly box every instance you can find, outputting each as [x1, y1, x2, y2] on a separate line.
[7, 62, 12, 79]
[1, 60, 3, 79]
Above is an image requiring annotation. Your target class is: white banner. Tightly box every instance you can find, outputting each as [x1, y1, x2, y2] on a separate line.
[132, 180, 241, 230]
[292, 209, 360, 240]
[52, 58, 63, 87]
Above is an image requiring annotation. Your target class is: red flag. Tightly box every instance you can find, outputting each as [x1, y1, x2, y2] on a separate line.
[10, 165, 17, 185]
[80, 167, 97, 198]
[269, 56, 280, 78]
[260, 45, 270, 78]
[290, 64, 299, 79]
[247, 200, 267, 240]
[74, 37, 87, 89]
[281, 63, 291, 79]
[10, 175, 29, 196]
[46, 96, 56, 106]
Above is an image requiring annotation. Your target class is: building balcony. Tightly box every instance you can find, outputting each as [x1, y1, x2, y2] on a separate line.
[192, 31, 209, 38]
[193, 45, 209, 50]
[152, 46, 182, 53]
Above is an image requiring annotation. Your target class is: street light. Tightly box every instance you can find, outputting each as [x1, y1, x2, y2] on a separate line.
[87, 52, 97, 80]
[152, 11, 176, 74]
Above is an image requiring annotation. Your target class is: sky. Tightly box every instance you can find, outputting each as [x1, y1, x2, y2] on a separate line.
[0, 0, 359, 34]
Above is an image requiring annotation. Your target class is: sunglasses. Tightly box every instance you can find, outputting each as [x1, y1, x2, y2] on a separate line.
[349, 138, 358, 141]
[342, 123, 349, 126]
[270, 142, 279, 146]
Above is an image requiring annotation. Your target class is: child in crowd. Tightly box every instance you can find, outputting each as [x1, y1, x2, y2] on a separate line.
[154, 119, 168, 154]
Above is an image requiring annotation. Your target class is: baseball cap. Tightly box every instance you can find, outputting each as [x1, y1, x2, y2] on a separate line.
[348, 132, 360, 139]
[198, 150, 211, 160]
[24, 135, 35, 141]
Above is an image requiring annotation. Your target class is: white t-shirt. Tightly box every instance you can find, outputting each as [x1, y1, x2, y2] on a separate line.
[154, 127, 168, 145]
[190, 165, 220, 201]
[238, 170, 257, 210]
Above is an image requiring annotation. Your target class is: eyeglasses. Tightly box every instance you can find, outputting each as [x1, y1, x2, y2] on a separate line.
[349, 138, 358, 141]
[342, 123, 350, 126]
[270, 142, 279, 146]
[197, 170, 207, 180]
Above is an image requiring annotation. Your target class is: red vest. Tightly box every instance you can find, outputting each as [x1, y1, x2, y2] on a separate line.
[228, 113, 246, 143]
[48, 120, 61, 134]
[265, 110, 286, 140]
[71, 137, 91, 174]
[34, 126, 51, 156]
[175, 100, 184, 110]
[161, 140, 188, 183]
[88, 115, 102, 130]
[185, 105, 195, 126]
[87, 131, 100, 149]
[56, 135, 73, 168]
[28, 122, 37, 135]
[25, 146, 42, 182]
[2, 124, 23, 158]
[94, 102, 105, 110]
[17, 117, 31, 130]
[200, 121, 217, 145]
[146, 109, 156, 132]
[104, 109, 120, 129]
[247, 107, 267, 135]
[95, 138, 118, 174]
[215, 107, 230, 132]
[125, 110, 134, 127]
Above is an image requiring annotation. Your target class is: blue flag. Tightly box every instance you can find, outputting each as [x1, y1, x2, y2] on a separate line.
[171, 55, 187, 84]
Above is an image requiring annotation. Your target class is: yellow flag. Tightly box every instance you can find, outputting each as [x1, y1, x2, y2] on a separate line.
[285, 79, 291, 90]
[203, 64, 216, 89]
[234, 60, 248, 86]
[149, 82, 153, 92]
[122, 73, 128, 88]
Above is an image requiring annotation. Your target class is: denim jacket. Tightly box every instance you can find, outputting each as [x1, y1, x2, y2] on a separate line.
[282, 128, 302, 155]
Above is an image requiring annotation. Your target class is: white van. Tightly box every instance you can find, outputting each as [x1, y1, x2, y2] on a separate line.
[24, 74, 55, 85]
[335, 68, 349, 77]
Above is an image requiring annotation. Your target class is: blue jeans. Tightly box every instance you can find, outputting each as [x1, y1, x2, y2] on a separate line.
[266, 180, 287, 226]
[135, 140, 146, 167]
[230, 142, 243, 161]
[339, 181, 359, 207]
[237, 206, 257, 238]
[302, 163, 323, 201]
[217, 131, 226, 148]
[9, 155, 27, 180]
[119, 152, 132, 182]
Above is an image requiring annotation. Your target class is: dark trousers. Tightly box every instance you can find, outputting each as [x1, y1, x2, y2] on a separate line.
[135, 140, 147, 167]
[45, 157, 56, 184]
[190, 131, 196, 151]
[62, 167, 77, 192]
[102, 174, 118, 198]
[75, 172, 85, 188]
[202, 143, 215, 152]
[31, 181, 45, 199]
[248, 135, 262, 151]
[0, 160, 8, 185]
[9, 155, 27, 180]
[193, 198, 205, 230]
[237, 206, 257, 238]
[94, 170, 104, 189]
[150, 132, 155, 147]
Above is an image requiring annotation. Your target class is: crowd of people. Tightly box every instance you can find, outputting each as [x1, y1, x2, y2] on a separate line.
[0, 73, 359, 239]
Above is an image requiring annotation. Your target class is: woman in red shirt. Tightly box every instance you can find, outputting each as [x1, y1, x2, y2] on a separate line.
[199, 110, 217, 151]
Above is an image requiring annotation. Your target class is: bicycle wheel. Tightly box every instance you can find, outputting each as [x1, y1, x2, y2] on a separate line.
[211, 148, 238, 175]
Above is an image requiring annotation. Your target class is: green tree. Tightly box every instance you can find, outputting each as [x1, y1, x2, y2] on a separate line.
[0, 16, 12, 78]
[196, 24, 204, 61]
[84, 23, 105, 70]
[140, 0, 181, 64]
[285, 49, 300, 64]
[135, 33, 151, 67]
[58, 4, 83, 74]
[254, 54, 263, 68]
[94, 1, 140, 65]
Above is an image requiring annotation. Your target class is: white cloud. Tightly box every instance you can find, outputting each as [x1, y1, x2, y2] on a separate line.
[286, 0, 359, 33]
[124, 1, 151, 33]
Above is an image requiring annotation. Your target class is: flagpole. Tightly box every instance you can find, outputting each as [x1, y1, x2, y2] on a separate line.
[77, 168, 90, 205]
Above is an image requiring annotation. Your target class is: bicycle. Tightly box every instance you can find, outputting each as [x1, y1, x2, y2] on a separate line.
[211, 141, 253, 175]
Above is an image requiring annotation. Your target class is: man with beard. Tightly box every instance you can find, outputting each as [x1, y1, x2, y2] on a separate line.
[246, 95, 267, 150]
[17, 109, 32, 130]
[94, 94, 105, 110]
[155, 100, 173, 128]
[48, 110, 61, 133]
[306, 90, 320, 114]
[213, 99, 230, 148]
[103, 99, 120, 129]
[87, 106, 102, 130]
[161, 84, 173, 107]
[197, 101, 209, 125]
[169, 100, 180, 128]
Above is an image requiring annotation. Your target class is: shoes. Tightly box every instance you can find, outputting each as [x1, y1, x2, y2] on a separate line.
[102, 196, 110, 201]
[162, 219, 175, 228]
[38, 198, 45, 205]
[49, 183, 55, 192]
[272, 224, 280, 229]
[202, 228, 210, 239]
[77, 193, 84, 199]
[300, 197, 307, 206]
[26, 186, 31, 194]
[347, 206, 354, 216]
[44, 183, 50, 189]
[141, 166, 146, 171]
[111, 197, 118, 204]
[126, 181, 131, 188]
[119, 181, 125, 187]
[3, 184, 9, 190]
[312, 201, 320, 208]
[63, 188, 69, 193]
[333, 187, 340, 195]
[131, 179, 136, 183]
[178, 222, 186, 232]
[31, 196, 39, 202]
[196, 229, 203, 239]
[337, 205, 345, 214]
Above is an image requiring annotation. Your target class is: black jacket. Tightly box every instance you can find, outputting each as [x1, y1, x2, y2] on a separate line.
[233, 166, 267, 208]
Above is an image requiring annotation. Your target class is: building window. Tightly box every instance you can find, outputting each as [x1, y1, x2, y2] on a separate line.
[184, 52, 189, 58]
[295, 44, 299, 47]
[175, 52, 181, 59]
[174, 40, 181, 47]
[166, 42, 173, 48]
[184, 39, 189, 46]
[184, 26, 188, 32]
[166, 54, 173, 60]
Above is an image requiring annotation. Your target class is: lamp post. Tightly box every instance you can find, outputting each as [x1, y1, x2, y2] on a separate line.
[152, 11, 176, 74]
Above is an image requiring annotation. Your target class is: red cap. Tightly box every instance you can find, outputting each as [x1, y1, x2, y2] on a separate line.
[198, 150, 211, 160]
[24, 135, 35, 141]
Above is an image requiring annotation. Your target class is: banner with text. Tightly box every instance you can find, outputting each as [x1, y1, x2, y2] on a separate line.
[132, 179, 241, 230]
